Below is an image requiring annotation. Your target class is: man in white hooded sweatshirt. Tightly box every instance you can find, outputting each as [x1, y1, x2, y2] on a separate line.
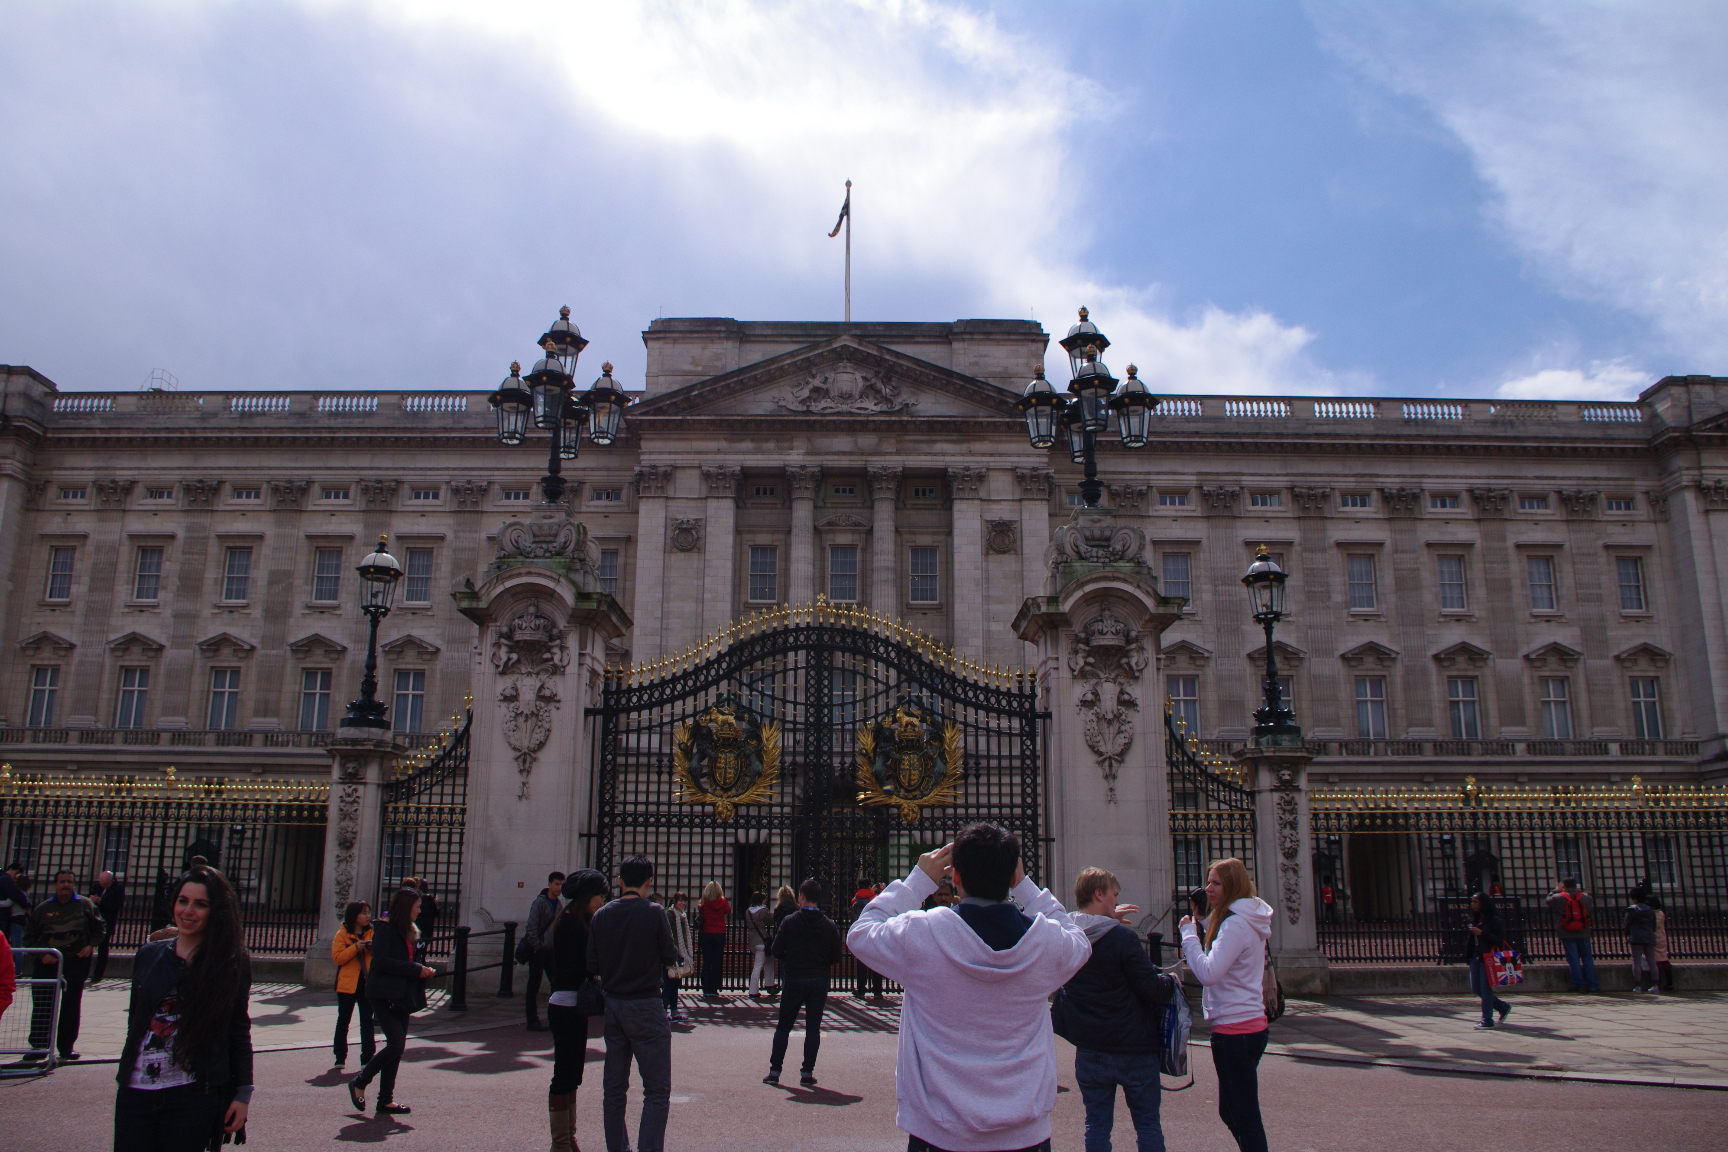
[848, 823, 1092, 1152]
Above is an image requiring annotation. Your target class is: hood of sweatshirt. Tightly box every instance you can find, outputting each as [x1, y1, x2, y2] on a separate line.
[1229, 897, 1274, 940]
[1070, 912, 1121, 942]
[915, 903, 1081, 983]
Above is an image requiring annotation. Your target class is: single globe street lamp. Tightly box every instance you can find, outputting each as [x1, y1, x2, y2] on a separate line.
[1242, 545, 1300, 740]
[487, 306, 628, 503]
[1017, 308, 1158, 506]
[342, 534, 404, 730]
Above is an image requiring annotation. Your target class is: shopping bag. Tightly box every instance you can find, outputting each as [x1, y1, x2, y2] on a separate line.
[1485, 948, 1524, 986]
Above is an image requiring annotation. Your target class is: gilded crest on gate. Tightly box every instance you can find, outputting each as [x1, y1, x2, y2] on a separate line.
[855, 697, 964, 824]
[673, 696, 781, 821]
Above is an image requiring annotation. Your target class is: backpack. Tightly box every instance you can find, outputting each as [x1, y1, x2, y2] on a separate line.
[1159, 974, 1193, 1087]
[1559, 892, 1590, 933]
[1263, 954, 1286, 1023]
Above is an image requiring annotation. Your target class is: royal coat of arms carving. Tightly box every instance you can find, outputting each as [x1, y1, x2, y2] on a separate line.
[855, 698, 964, 824]
[673, 697, 782, 821]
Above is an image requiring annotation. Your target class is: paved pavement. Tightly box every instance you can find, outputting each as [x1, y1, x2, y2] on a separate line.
[4, 987, 1724, 1150]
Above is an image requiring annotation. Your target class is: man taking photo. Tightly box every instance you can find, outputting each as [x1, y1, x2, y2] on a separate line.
[849, 822, 1090, 1152]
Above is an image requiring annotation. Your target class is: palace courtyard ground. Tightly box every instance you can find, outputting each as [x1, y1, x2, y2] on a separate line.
[5, 985, 1725, 1151]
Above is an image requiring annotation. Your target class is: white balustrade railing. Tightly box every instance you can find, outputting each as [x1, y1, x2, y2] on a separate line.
[1152, 398, 1205, 417]
[1401, 401, 1466, 421]
[1313, 400, 1377, 419]
[1579, 403, 1643, 423]
[52, 395, 115, 413]
[316, 394, 378, 413]
[1222, 399, 1290, 418]
[228, 394, 292, 413]
[401, 394, 468, 413]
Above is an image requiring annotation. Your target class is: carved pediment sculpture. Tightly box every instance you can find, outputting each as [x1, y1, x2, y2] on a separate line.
[1614, 643, 1672, 670]
[1524, 641, 1583, 669]
[1050, 519, 1147, 568]
[1067, 608, 1150, 803]
[986, 520, 1019, 554]
[491, 600, 570, 800]
[1339, 641, 1399, 669]
[19, 631, 77, 658]
[774, 363, 917, 413]
[107, 631, 166, 659]
[381, 634, 441, 664]
[1247, 640, 1307, 667]
[1160, 640, 1212, 671]
[288, 633, 349, 661]
[1433, 641, 1492, 669]
[196, 632, 257, 660]
[491, 505, 599, 587]
[670, 518, 704, 552]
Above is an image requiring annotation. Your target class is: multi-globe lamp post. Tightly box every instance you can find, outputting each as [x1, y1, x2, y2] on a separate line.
[1242, 545, 1301, 741]
[487, 306, 628, 503]
[341, 534, 404, 730]
[1016, 308, 1157, 507]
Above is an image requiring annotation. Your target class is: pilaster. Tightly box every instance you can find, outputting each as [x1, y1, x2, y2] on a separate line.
[701, 465, 741, 633]
[868, 467, 901, 611]
[948, 464, 985, 657]
[631, 465, 674, 659]
[787, 465, 821, 605]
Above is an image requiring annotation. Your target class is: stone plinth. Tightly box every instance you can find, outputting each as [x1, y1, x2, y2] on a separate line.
[1235, 737, 1330, 995]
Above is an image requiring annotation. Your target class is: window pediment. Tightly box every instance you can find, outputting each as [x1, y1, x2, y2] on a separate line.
[196, 632, 257, 659]
[1433, 641, 1491, 669]
[107, 631, 166, 659]
[1340, 641, 1400, 669]
[18, 630, 75, 658]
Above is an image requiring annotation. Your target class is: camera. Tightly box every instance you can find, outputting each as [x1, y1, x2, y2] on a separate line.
[1188, 887, 1208, 917]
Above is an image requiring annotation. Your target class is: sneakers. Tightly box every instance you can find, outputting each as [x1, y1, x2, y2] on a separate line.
[800, 1072, 818, 1088]
[763, 1070, 780, 1085]
[1496, 1004, 1510, 1024]
[1473, 1021, 1494, 1030]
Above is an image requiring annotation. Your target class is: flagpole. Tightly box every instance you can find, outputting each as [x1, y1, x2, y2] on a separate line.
[844, 179, 852, 324]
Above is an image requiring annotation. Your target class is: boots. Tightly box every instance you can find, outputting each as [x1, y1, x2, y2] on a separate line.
[548, 1090, 577, 1152]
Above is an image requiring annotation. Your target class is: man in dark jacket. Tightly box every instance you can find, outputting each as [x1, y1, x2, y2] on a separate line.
[88, 871, 125, 984]
[23, 869, 106, 1059]
[588, 855, 680, 1152]
[523, 871, 565, 1031]
[1054, 867, 1173, 1152]
[1, 862, 31, 948]
[764, 878, 844, 1088]
[1625, 890, 1660, 994]
[1546, 877, 1599, 992]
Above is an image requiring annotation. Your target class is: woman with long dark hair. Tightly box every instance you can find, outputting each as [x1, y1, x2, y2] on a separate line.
[115, 866, 253, 1152]
[347, 887, 435, 1117]
[1468, 891, 1512, 1028]
[545, 869, 609, 1152]
[331, 901, 375, 1069]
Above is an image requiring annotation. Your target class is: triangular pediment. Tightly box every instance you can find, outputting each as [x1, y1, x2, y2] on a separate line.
[1246, 640, 1307, 665]
[1524, 641, 1583, 669]
[381, 634, 440, 663]
[1614, 642, 1672, 669]
[107, 631, 166, 658]
[1433, 641, 1492, 669]
[288, 632, 349, 660]
[1340, 641, 1400, 669]
[1160, 640, 1213, 670]
[18, 630, 76, 657]
[629, 335, 1023, 421]
[196, 631, 256, 658]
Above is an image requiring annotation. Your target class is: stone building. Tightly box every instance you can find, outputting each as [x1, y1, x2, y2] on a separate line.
[2, 320, 1726, 988]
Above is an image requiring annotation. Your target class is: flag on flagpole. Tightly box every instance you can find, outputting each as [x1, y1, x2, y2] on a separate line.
[828, 183, 851, 238]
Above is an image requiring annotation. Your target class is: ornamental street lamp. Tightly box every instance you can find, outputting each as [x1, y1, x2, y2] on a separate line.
[1017, 308, 1158, 506]
[487, 306, 627, 502]
[1242, 545, 1300, 739]
[342, 534, 404, 730]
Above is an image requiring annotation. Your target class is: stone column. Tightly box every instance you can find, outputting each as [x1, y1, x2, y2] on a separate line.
[949, 465, 985, 658]
[786, 465, 821, 605]
[1235, 740, 1329, 995]
[701, 465, 741, 632]
[1015, 507, 1185, 913]
[868, 466, 901, 613]
[304, 730, 402, 986]
[631, 466, 674, 660]
[1014, 468, 1055, 620]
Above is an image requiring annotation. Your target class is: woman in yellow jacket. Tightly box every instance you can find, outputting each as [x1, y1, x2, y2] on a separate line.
[332, 901, 376, 1069]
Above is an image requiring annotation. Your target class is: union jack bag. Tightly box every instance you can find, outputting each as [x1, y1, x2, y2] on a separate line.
[1484, 948, 1524, 986]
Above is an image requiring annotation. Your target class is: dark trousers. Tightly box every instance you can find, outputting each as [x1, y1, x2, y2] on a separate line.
[907, 1138, 1050, 1152]
[1076, 1048, 1164, 1152]
[526, 952, 548, 1022]
[699, 932, 725, 995]
[1468, 956, 1511, 1023]
[30, 953, 90, 1055]
[354, 999, 411, 1104]
[548, 1004, 589, 1094]
[855, 958, 883, 996]
[662, 974, 683, 1015]
[93, 914, 116, 982]
[768, 976, 829, 1073]
[1210, 1029, 1269, 1152]
[113, 1084, 229, 1152]
[334, 988, 376, 1064]
[602, 996, 672, 1152]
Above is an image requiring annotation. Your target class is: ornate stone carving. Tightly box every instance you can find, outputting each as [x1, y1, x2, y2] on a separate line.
[183, 479, 222, 509]
[1276, 788, 1302, 925]
[867, 467, 902, 500]
[381, 634, 440, 663]
[1379, 487, 1423, 517]
[986, 520, 1018, 555]
[18, 631, 75, 658]
[490, 505, 599, 585]
[774, 363, 915, 413]
[1644, 489, 1671, 520]
[1290, 486, 1331, 515]
[28, 479, 48, 509]
[265, 479, 308, 510]
[1614, 642, 1672, 670]
[195, 632, 256, 659]
[1200, 486, 1239, 516]
[701, 465, 741, 498]
[1050, 518, 1147, 568]
[1339, 641, 1399, 669]
[1014, 467, 1056, 500]
[1469, 488, 1512, 517]
[93, 478, 135, 507]
[106, 631, 165, 659]
[947, 465, 985, 500]
[1108, 484, 1149, 514]
[1067, 608, 1150, 803]
[1524, 641, 1582, 669]
[491, 600, 569, 800]
[1701, 480, 1728, 511]
[816, 513, 870, 529]
[1559, 489, 1599, 518]
[1433, 641, 1492, 670]
[633, 465, 674, 498]
[785, 465, 823, 498]
[449, 480, 490, 509]
[671, 518, 703, 552]
[288, 633, 348, 661]
[359, 479, 399, 510]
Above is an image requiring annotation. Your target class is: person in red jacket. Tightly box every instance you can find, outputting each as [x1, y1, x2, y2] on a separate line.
[0, 932, 15, 1022]
[696, 882, 731, 997]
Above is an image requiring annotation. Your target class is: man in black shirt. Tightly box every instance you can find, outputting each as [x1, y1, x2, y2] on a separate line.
[764, 878, 843, 1088]
[587, 856, 679, 1152]
[88, 871, 125, 983]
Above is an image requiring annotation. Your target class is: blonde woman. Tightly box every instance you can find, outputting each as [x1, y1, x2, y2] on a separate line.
[1179, 858, 1274, 1152]
[697, 881, 731, 997]
[663, 893, 694, 1024]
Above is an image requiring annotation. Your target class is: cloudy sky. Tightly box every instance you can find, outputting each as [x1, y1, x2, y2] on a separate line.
[2, 1, 1723, 400]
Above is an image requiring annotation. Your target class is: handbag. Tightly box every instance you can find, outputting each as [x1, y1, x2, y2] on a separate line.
[1484, 948, 1524, 986]
[575, 976, 606, 1017]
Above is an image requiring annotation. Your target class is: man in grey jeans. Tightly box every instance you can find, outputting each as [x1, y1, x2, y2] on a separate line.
[588, 855, 680, 1152]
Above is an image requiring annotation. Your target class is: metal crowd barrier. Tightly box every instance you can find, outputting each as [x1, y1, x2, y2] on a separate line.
[1, 947, 64, 1078]
[444, 922, 517, 1012]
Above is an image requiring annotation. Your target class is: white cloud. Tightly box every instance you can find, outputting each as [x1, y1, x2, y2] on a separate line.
[1494, 360, 1649, 402]
[1316, 1, 1728, 371]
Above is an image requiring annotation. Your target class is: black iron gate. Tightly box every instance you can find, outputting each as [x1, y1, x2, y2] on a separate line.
[1166, 708, 1256, 906]
[591, 604, 1044, 922]
[378, 710, 470, 957]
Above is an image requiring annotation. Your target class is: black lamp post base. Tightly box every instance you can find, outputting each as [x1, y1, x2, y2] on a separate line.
[340, 707, 391, 731]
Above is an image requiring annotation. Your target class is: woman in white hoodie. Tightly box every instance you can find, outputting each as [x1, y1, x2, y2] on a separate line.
[1179, 857, 1273, 1152]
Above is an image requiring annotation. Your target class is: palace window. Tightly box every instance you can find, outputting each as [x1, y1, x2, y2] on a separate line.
[1554, 837, 1583, 886]
[1606, 497, 1635, 513]
[116, 668, 150, 729]
[409, 487, 440, 502]
[1158, 492, 1189, 507]
[1429, 494, 1459, 510]
[319, 487, 351, 501]
[599, 549, 619, 595]
[403, 548, 434, 604]
[28, 666, 60, 727]
[1644, 836, 1677, 887]
[1630, 678, 1662, 740]
[1174, 838, 1203, 891]
[312, 548, 343, 602]
[7, 823, 41, 876]
[300, 669, 332, 732]
[393, 670, 425, 733]
[1447, 677, 1481, 740]
[1160, 553, 1192, 601]
[58, 487, 86, 501]
[828, 545, 859, 603]
[222, 547, 253, 601]
[832, 484, 856, 498]
[1616, 557, 1647, 612]
[1539, 677, 1573, 740]
[231, 486, 261, 502]
[748, 546, 778, 602]
[911, 485, 937, 500]
[1519, 495, 1549, 511]
[45, 546, 76, 600]
[207, 668, 241, 730]
[1354, 677, 1387, 739]
[102, 825, 132, 877]
[753, 485, 778, 499]
[1339, 493, 1371, 509]
[1167, 676, 1199, 734]
[1249, 492, 1280, 508]
[133, 547, 164, 601]
[908, 547, 940, 603]
[1527, 556, 1557, 611]
[501, 488, 532, 502]
[1346, 554, 1377, 610]
[1437, 554, 1468, 610]
[145, 487, 175, 501]
[591, 488, 623, 502]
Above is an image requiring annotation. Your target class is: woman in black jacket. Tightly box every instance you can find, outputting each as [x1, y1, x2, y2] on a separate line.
[115, 865, 252, 1152]
[347, 887, 435, 1116]
[1467, 892, 1512, 1029]
[545, 869, 608, 1152]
